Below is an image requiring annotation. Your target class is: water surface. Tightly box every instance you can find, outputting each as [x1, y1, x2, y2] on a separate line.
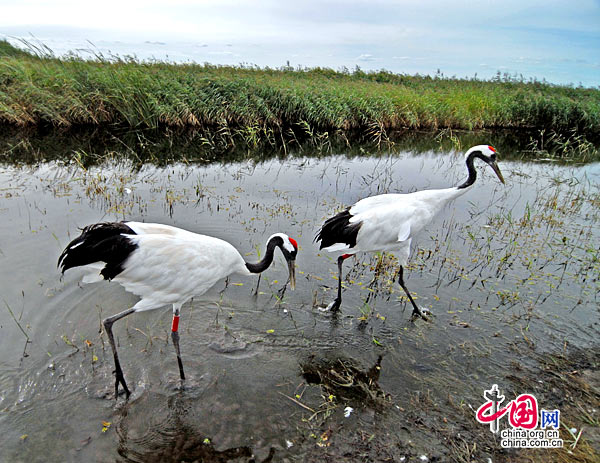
[1, 144, 598, 461]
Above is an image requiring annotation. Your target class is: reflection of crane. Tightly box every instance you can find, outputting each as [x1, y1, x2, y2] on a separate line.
[58, 221, 297, 398]
[315, 145, 505, 318]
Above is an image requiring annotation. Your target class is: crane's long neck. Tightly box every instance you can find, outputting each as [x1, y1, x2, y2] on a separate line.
[457, 151, 482, 190]
[423, 151, 483, 208]
[245, 239, 278, 274]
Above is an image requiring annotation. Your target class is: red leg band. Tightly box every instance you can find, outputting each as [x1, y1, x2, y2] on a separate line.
[342, 254, 353, 259]
[171, 315, 180, 332]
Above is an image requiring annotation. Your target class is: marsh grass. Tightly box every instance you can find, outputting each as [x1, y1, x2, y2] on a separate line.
[1, 40, 599, 150]
[4, 138, 598, 461]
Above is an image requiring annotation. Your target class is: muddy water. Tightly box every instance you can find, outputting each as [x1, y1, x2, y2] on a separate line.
[0, 147, 598, 461]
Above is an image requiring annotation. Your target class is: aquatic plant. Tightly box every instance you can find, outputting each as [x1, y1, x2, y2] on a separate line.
[1, 40, 598, 146]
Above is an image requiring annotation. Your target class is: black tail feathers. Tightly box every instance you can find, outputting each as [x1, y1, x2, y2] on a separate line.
[58, 222, 138, 280]
[315, 208, 362, 250]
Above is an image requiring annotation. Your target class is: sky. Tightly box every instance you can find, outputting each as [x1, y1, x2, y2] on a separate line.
[0, 0, 598, 86]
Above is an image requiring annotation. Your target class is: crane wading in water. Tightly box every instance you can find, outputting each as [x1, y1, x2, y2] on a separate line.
[58, 221, 298, 398]
[315, 145, 505, 318]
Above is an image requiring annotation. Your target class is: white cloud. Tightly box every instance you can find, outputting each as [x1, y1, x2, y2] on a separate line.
[357, 54, 375, 61]
[0, 0, 597, 85]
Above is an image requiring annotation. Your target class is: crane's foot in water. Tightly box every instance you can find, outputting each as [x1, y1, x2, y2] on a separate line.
[277, 283, 288, 300]
[113, 369, 131, 399]
[323, 297, 341, 312]
[411, 306, 431, 321]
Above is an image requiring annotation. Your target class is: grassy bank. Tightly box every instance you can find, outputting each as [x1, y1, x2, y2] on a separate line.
[1, 40, 599, 141]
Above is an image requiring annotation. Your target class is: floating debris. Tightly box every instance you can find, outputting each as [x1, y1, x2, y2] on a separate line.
[301, 355, 388, 407]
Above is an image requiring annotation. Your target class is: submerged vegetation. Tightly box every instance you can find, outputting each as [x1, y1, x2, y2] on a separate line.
[1, 37, 599, 463]
[2, 140, 599, 460]
[1, 40, 599, 153]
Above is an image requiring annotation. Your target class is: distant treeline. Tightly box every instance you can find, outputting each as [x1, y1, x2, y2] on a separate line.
[1, 40, 599, 140]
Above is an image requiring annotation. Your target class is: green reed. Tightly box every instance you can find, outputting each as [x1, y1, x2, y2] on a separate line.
[1, 40, 599, 143]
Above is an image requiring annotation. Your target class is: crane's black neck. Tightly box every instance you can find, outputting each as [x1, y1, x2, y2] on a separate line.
[457, 151, 484, 190]
[245, 238, 280, 274]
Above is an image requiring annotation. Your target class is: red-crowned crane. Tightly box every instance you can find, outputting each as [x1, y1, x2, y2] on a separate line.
[315, 145, 505, 318]
[58, 221, 298, 398]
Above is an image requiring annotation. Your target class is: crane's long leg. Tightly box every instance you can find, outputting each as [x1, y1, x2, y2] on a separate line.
[398, 266, 428, 321]
[326, 254, 351, 311]
[253, 274, 261, 296]
[103, 308, 135, 398]
[171, 305, 185, 381]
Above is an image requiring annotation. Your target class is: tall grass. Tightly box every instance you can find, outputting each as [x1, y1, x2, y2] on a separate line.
[1, 40, 599, 140]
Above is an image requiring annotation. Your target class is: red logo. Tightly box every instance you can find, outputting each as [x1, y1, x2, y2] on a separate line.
[475, 384, 563, 449]
[476, 385, 538, 432]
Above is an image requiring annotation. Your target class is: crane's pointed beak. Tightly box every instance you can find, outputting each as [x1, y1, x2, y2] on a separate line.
[287, 259, 296, 290]
[489, 160, 505, 184]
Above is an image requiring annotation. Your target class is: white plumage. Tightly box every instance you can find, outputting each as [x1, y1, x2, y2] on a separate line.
[332, 188, 472, 262]
[108, 233, 248, 311]
[316, 145, 505, 316]
[58, 221, 298, 398]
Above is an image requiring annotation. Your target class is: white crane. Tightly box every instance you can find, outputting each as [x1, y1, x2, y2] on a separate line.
[315, 145, 505, 318]
[58, 221, 298, 398]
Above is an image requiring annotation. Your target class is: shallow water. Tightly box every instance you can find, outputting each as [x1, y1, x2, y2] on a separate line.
[0, 145, 598, 461]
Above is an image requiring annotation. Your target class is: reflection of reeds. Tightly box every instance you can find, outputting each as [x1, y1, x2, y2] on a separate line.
[3, 298, 31, 359]
[1, 40, 599, 147]
[3, 298, 29, 341]
[525, 128, 599, 161]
